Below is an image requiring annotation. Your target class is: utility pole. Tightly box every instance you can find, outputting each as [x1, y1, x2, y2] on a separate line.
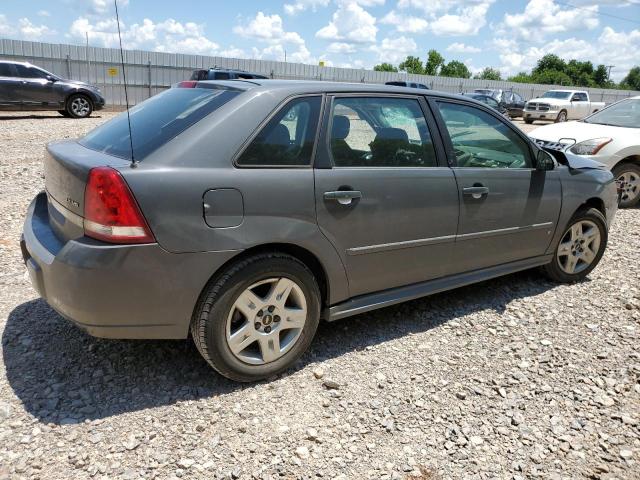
[86, 32, 91, 81]
[284, 50, 287, 62]
[606, 65, 615, 80]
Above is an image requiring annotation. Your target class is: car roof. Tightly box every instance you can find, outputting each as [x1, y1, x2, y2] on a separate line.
[0, 60, 31, 66]
[196, 79, 464, 100]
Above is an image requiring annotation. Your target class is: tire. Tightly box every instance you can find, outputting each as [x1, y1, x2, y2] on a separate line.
[543, 207, 607, 283]
[65, 94, 93, 118]
[524, 118, 534, 124]
[613, 163, 640, 208]
[58, 110, 71, 117]
[191, 252, 321, 382]
[555, 110, 568, 123]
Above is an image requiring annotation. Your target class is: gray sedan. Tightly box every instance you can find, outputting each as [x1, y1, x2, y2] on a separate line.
[21, 80, 618, 381]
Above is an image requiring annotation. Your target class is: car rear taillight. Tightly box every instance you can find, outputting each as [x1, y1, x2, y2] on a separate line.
[84, 167, 155, 244]
[177, 81, 198, 88]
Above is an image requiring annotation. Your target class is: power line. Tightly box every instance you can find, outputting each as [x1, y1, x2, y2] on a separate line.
[554, 1, 640, 26]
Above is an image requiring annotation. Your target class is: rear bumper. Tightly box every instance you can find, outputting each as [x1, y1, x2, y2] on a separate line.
[21, 192, 238, 339]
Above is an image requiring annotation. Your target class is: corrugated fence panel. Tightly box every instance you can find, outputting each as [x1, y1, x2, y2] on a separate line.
[1, 38, 638, 105]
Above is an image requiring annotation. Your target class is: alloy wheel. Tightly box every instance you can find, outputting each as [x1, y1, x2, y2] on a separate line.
[226, 277, 307, 365]
[556, 220, 601, 275]
[71, 97, 91, 117]
[617, 171, 640, 205]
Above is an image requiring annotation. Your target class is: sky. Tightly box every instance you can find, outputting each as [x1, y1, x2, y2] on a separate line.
[0, 0, 639, 81]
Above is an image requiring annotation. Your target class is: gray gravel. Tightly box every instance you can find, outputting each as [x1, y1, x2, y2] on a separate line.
[1, 111, 639, 480]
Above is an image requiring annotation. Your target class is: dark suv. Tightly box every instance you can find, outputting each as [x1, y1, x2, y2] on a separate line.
[190, 68, 269, 81]
[0, 61, 105, 118]
[386, 81, 430, 90]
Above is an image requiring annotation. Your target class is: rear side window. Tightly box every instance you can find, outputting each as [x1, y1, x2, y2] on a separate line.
[190, 70, 208, 80]
[236, 96, 322, 167]
[212, 72, 231, 80]
[80, 87, 239, 160]
[0, 63, 14, 77]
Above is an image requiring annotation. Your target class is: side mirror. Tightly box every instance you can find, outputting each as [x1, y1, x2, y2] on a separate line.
[536, 150, 555, 171]
[45, 75, 56, 82]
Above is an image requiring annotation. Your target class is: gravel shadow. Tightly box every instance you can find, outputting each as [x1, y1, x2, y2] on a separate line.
[3, 269, 556, 425]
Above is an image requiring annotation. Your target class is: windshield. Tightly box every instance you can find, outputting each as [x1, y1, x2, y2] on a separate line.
[541, 91, 572, 99]
[583, 98, 640, 128]
[80, 87, 240, 160]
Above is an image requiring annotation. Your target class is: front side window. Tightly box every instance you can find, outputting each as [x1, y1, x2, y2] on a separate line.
[14, 65, 47, 79]
[237, 96, 322, 167]
[212, 72, 231, 80]
[437, 101, 531, 169]
[330, 97, 437, 167]
[573, 92, 588, 102]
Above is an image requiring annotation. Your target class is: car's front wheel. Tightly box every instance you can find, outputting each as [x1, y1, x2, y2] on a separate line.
[191, 253, 321, 382]
[543, 207, 607, 283]
[613, 163, 640, 208]
[66, 94, 93, 118]
[555, 110, 568, 122]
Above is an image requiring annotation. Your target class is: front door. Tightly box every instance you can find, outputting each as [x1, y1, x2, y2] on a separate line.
[0, 63, 20, 108]
[13, 64, 60, 109]
[314, 95, 460, 297]
[432, 99, 561, 271]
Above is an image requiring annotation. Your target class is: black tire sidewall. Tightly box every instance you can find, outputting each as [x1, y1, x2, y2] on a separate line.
[612, 163, 640, 208]
[545, 208, 608, 283]
[202, 256, 320, 382]
[66, 94, 93, 118]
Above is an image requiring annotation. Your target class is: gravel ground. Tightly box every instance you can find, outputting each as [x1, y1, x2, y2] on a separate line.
[0, 111, 639, 480]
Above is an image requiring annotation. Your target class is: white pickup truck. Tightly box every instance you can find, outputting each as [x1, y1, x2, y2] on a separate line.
[523, 90, 605, 124]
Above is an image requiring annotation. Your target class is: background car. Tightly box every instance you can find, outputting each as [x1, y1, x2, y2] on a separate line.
[463, 93, 509, 116]
[190, 68, 269, 81]
[524, 90, 605, 124]
[385, 81, 429, 89]
[530, 96, 640, 207]
[22, 80, 617, 382]
[0, 60, 105, 118]
[473, 88, 525, 118]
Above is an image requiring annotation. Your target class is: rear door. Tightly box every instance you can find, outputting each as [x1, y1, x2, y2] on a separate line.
[0, 63, 20, 108]
[314, 94, 460, 297]
[431, 99, 561, 271]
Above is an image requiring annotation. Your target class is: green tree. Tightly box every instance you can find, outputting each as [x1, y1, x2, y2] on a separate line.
[593, 65, 609, 87]
[532, 54, 566, 76]
[475, 67, 502, 81]
[531, 69, 573, 86]
[424, 49, 445, 76]
[621, 66, 640, 91]
[440, 60, 471, 79]
[398, 56, 424, 74]
[565, 60, 594, 87]
[374, 63, 398, 72]
[508, 71, 533, 83]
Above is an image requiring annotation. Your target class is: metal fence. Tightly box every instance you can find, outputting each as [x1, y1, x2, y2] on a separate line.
[2, 38, 639, 106]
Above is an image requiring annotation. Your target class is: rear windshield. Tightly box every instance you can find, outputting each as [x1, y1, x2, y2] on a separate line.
[80, 87, 239, 160]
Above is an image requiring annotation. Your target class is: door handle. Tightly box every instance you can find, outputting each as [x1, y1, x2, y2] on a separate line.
[463, 185, 489, 199]
[324, 190, 362, 205]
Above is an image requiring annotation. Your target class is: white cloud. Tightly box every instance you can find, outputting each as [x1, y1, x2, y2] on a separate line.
[447, 42, 481, 53]
[498, 26, 640, 81]
[69, 17, 219, 55]
[89, 0, 129, 15]
[371, 36, 417, 64]
[391, 0, 494, 36]
[37, 10, 51, 17]
[233, 12, 304, 46]
[380, 11, 428, 34]
[327, 42, 358, 54]
[284, 0, 331, 15]
[18, 18, 56, 38]
[500, 0, 599, 41]
[0, 15, 14, 36]
[316, 2, 378, 44]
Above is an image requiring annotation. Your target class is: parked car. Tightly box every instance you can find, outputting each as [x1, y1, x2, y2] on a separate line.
[386, 81, 429, 90]
[22, 80, 618, 381]
[530, 96, 640, 207]
[524, 90, 605, 124]
[190, 68, 269, 81]
[0, 60, 105, 118]
[473, 88, 526, 118]
[463, 93, 509, 116]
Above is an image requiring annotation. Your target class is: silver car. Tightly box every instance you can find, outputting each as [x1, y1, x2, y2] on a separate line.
[22, 80, 618, 381]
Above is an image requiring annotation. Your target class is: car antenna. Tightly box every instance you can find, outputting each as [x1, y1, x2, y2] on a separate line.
[114, 0, 137, 168]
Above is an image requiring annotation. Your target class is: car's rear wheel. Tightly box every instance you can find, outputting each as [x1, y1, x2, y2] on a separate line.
[66, 94, 93, 118]
[543, 208, 607, 283]
[613, 163, 640, 208]
[191, 253, 321, 382]
[555, 110, 568, 122]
